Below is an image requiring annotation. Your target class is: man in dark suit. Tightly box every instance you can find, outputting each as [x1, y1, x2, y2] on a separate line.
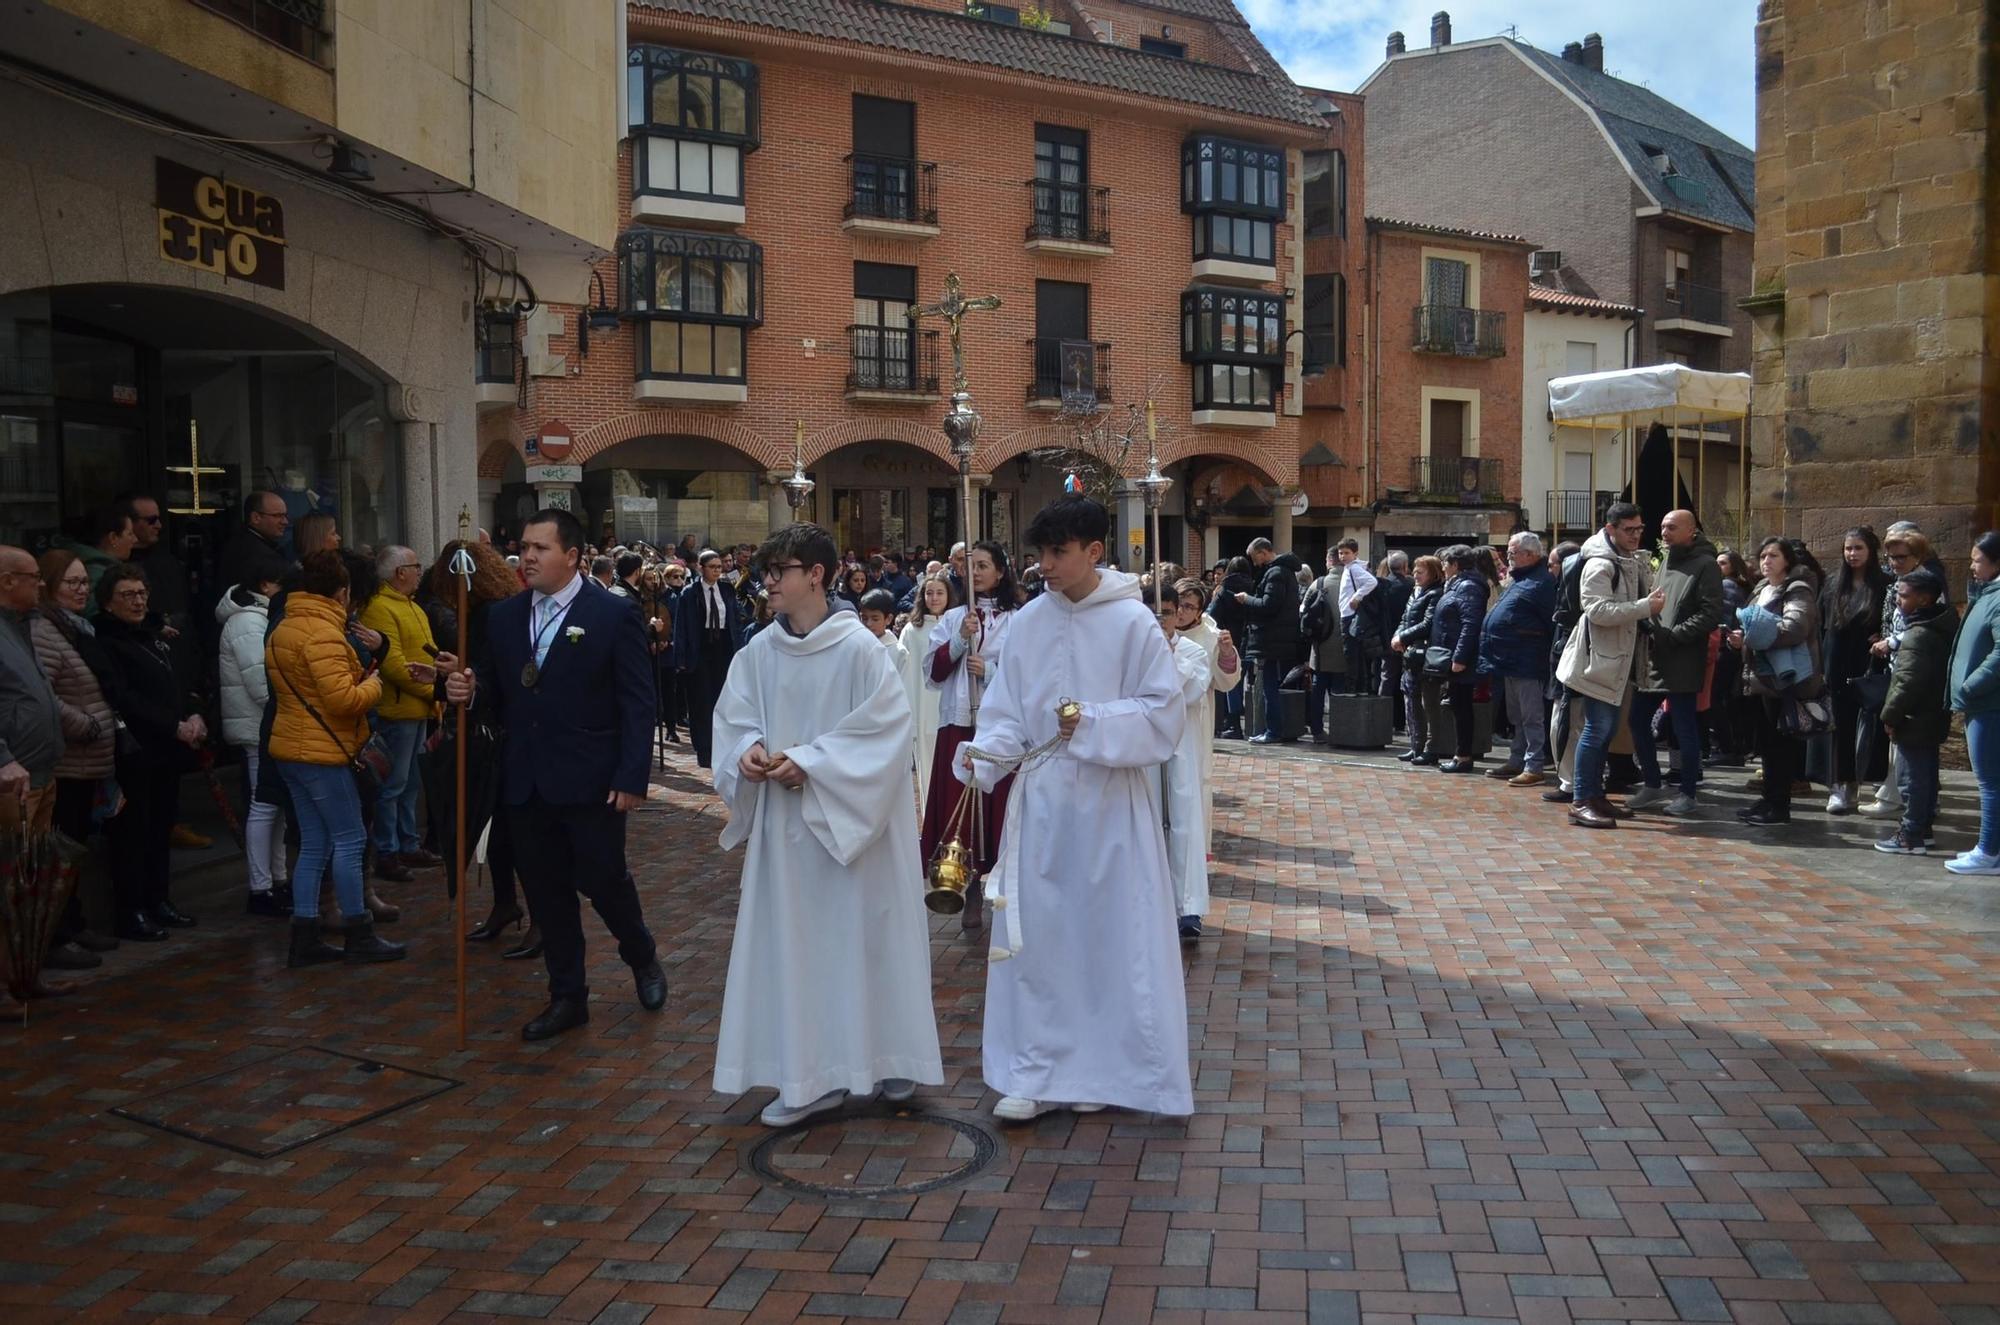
[446, 507, 666, 1041]
[674, 547, 741, 769]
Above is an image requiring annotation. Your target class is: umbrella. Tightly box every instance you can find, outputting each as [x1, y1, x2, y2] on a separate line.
[0, 812, 88, 1022]
[200, 747, 246, 849]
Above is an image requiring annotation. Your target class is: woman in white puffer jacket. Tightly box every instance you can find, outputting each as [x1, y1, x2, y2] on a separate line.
[216, 576, 287, 910]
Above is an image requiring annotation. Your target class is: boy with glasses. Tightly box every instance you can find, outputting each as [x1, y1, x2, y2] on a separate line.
[710, 522, 943, 1126]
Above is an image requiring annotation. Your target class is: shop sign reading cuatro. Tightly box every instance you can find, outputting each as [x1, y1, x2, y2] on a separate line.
[155, 158, 286, 290]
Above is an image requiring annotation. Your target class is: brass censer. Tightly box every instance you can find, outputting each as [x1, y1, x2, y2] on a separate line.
[925, 838, 972, 915]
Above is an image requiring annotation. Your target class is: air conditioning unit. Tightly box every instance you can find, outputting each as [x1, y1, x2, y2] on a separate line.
[1530, 249, 1563, 277]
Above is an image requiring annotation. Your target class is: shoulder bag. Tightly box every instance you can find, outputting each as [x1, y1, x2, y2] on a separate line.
[273, 658, 393, 791]
[1847, 666, 1891, 713]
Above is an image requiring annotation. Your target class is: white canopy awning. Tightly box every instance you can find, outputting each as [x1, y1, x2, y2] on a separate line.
[1548, 363, 1751, 428]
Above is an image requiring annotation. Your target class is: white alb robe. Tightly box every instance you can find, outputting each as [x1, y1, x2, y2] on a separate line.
[957, 570, 1193, 1116]
[1178, 616, 1241, 853]
[710, 612, 944, 1107]
[897, 619, 941, 804]
[926, 600, 1013, 728]
[1161, 631, 1211, 920]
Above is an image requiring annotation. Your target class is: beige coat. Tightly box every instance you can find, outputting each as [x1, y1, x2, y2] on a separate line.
[30, 613, 113, 780]
[1555, 529, 1655, 706]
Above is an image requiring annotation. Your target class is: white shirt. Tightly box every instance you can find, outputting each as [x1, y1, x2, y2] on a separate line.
[1337, 560, 1377, 620]
[528, 572, 585, 660]
[701, 579, 727, 630]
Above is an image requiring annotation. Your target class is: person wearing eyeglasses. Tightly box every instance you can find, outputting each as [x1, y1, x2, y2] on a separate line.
[116, 493, 190, 630]
[218, 490, 295, 601]
[92, 564, 206, 941]
[61, 505, 137, 618]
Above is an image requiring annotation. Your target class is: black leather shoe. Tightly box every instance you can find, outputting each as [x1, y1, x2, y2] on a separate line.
[1438, 758, 1478, 774]
[44, 942, 101, 971]
[522, 997, 589, 1042]
[468, 902, 524, 942]
[150, 902, 197, 929]
[634, 960, 667, 1011]
[71, 929, 118, 953]
[246, 891, 292, 918]
[502, 924, 544, 961]
[116, 911, 168, 942]
[1409, 753, 1439, 766]
[1541, 786, 1572, 803]
[1737, 801, 1790, 825]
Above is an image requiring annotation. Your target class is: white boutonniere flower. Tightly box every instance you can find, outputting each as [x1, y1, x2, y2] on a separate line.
[565, 626, 586, 643]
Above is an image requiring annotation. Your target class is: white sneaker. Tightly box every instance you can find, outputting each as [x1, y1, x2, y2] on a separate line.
[1660, 793, 1699, 817]
[1626, 785, 1673, 810]
[1859, 798, 1902, 819]
[1944, 850, 2000, 876]
[760, 1089, 850, 1127]
[880, 1078, 917, 1103]
[992, 1097, 1104, 1122]
[1826, 784, 1856, 815]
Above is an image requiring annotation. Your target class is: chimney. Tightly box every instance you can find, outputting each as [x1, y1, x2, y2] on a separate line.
[1430, 11, 1451, 46]
[1386, 30, 1405, 56]
[1580, 32, 1603, 72]
[1561, 41, 1583, 63]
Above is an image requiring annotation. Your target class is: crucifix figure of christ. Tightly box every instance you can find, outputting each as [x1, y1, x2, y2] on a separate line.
[908, 272, 1001, 397]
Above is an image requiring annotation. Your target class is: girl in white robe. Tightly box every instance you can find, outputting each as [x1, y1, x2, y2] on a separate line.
[897, 574, 955, 808]
[1173, 580, 1241, 854]
[711, 565, 944, 1127]
[1157, 604, 1213, 937]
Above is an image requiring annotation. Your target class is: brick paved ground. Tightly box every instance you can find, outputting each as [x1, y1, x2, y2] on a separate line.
[3, 741, 1999, 1324]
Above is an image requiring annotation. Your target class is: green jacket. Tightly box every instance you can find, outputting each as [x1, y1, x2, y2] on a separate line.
[1951, 577, 2000, 718]
[1880, 603, 1957, 747]
[1641, 535, 1724, 694]
[63, 541, 122, 617]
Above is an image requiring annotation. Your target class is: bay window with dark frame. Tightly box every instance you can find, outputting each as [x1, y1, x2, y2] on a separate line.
[626, 45, 760, 209]
[1181, 135, 1284, 269]
[618, 229, 764, 385]
[1181, 287, 1283, 412]
[1302, 148, 1346, 240]
[1301, 273, 1345, 372]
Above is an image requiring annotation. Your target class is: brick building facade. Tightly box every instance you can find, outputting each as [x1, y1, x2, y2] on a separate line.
[1747, 0, 1999, 562]
[476, 0, 1368, 573]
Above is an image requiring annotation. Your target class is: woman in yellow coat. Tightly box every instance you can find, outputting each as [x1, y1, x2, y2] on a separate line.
[267, 550, 407, 968]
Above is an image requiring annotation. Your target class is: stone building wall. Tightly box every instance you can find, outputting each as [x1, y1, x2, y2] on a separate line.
[1748, 0, 1999, 564]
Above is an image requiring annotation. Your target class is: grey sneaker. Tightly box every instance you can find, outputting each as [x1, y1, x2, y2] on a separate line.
[1660, 793, 1699, 816]
[1626, 784, 1674, 810]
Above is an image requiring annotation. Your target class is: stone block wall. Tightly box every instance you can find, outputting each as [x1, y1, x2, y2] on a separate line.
[1749, 0, 1999, 568]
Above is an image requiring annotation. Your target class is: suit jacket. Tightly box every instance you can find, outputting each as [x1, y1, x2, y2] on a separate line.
[674, 577, 742, 673]
[478, 578, 655, 805]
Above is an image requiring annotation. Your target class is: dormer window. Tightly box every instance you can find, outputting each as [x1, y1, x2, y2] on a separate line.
[1181, 135, 1283, 281]
[627, 46, 760, 223]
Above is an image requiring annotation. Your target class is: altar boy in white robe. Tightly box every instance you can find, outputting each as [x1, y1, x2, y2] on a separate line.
[1157, 600, 1213, 939]
[957, 495, 1194, 1122]
[711, 523, 944, 1127]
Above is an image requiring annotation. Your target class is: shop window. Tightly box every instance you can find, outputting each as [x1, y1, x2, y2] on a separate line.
[1180, 287, 1282, 411]
[627, 45, 760, 207]
[1181, 135, 1283, 268]
[619, 229, 763, 384]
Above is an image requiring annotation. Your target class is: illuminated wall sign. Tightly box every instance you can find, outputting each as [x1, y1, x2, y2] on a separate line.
[156, 159, 286, 289]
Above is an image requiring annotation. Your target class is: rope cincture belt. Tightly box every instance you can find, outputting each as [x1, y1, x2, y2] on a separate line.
[954, 698, 1080, 962]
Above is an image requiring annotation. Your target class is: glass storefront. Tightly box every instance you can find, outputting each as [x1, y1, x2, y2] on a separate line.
[0, 287, 395, 578]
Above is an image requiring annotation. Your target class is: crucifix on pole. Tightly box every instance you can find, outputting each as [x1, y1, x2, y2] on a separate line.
[908, 272, 1001, 549]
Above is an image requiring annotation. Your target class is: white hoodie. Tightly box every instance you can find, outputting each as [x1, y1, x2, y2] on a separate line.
[215, 584, 271, 746]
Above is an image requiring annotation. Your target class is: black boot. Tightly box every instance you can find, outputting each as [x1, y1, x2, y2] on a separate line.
[287, 917, 344, 968]
[342, 915, 407, 964]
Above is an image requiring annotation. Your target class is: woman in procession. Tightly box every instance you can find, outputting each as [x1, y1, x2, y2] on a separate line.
[919, 540, 1020, 934]
[898, 572, 955, 807]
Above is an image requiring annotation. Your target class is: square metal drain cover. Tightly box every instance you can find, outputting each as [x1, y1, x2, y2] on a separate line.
[110, 1047, 460, 1157]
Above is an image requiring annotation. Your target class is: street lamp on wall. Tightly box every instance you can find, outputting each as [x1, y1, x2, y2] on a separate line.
[578, 271, 622, 356]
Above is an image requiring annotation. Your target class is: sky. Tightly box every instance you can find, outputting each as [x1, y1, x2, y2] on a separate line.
[1235, 1, 1758, 149]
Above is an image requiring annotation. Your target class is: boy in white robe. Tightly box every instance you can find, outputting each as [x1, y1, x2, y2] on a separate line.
[711, 524, 944, 1127]
[1157, 602, 1213, 938]
[957, 495, 1193, 1121]
[859, 588, 910, 677]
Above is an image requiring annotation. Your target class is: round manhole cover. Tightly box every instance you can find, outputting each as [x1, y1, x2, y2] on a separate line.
[741, 1108, 1006, 1200]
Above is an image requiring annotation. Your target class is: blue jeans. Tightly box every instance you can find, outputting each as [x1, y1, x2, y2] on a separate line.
[1258, 656, 1286, 740]
[278, 760, 367, 920]
[1970, 714, 2000, 855]
[1899, 744, 1940, 839]
[1309, 669, 1341, 735]
[1570, 695, 1623, 804]
[372, 718, 426, 855]
[1630, 691, 1702, 795]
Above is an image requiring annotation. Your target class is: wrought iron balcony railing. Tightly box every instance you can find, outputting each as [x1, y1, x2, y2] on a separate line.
[1026, 338, 1112, 406]
[1410, 455, 1505, 504]
[846, 325, 940, 395]
[844, 154, 938, 226]
[1025, 181, 1110, 246]
[1545, 489, 1617, 530]
[191, 0, 329, 63]
[1663, 280, 1728, 327]
[1412, 303, 1505, 358]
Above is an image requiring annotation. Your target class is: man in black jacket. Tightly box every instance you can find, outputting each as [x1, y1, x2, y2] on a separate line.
[1375, 552, 1414, 729]
[1233, 537, 1303, 744]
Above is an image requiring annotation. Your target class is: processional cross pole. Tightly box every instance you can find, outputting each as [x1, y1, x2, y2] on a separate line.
[908, 272, 1001, 551]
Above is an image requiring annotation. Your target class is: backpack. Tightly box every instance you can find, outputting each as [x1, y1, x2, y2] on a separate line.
[1554, 552, 1620, 633]
[1301, 578, 1338, 643]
